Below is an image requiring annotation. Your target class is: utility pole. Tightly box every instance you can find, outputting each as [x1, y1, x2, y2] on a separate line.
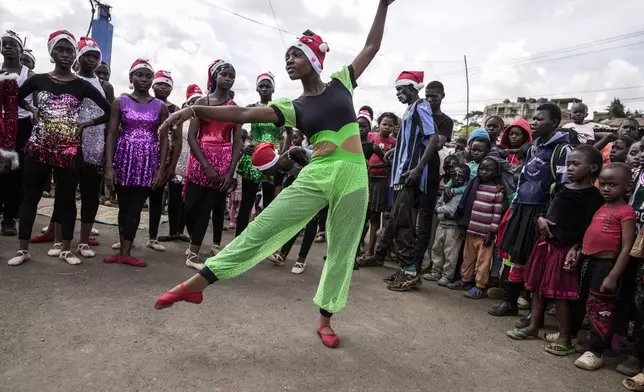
[464, 54, 470, 130]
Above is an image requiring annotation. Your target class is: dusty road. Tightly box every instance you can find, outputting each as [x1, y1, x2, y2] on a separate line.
[0, 216, 626, 391]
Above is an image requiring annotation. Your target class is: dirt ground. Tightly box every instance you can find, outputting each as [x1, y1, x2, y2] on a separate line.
[0, 216, 628, 391]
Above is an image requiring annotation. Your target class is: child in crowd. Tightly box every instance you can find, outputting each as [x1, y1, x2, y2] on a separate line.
[563, 102, 595, 145]
[450, 156, 506, 299]
[505, 145, 603, 354]
[627, 141, 641, 169]
[443, 130, 490, 202]
[484, 115, 505, 146]
[572, 163, 636, 371]
[595, 118, 641, 166]
[426, 163, 470, 286]
[499, 118, 532, 167]
[610, 136, 635, 163]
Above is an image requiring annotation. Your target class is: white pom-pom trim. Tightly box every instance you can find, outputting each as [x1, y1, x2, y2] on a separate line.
[319, 43, 329, 53]
[0, 149, 20, 171]
[0, 72, 19, 81]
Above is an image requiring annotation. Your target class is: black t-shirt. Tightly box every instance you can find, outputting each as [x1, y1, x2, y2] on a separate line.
[545, 184, 604, 245]
[433, 112, 454, 142]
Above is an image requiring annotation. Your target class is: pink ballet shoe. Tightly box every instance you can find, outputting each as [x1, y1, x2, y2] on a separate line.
[317, 325, 340, 348]
[154, 283, 203, 310]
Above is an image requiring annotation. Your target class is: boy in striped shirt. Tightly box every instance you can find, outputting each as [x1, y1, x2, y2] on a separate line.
[449, 156, 505, 299]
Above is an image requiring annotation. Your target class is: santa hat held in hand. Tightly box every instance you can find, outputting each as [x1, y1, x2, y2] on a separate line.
[252, 142, 279, 171]
[0, 30, 24, 51]
[185, 84, 203, 104]
[128, 58, 154, 89]
[47, 30, 77, 63]
[289, 31, 329, 74]
[256, 72, 275, 88]
[395, 71, 424, 91]
[153, 70, 173, 88]
[77, 36, 101, 63]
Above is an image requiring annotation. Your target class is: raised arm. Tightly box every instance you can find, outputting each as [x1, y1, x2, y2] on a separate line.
[351, 0, 394, 80]
[159, 105, 279, 136]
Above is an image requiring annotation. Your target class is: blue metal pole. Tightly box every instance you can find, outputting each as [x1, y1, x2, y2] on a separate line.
[90, 4, 113, 65]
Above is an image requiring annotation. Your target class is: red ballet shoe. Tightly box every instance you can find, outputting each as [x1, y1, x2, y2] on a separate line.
[30, 233, 55, 243]
[87, 236, 100, 246]
[317, 325, 340, 348]
[155, 283, 203, 309]
[121, 256, 146, 267]
[104, 254, 122, 263]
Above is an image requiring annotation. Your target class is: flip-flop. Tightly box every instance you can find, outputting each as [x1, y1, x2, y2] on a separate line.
[542, 332, 559, 343]
[545, 342, 576, 356]
[506, 329, 536, 340]
[623, 373, 644, 391]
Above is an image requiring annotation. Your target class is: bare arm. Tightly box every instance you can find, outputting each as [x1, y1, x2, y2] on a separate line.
[374, 143, 387, 163]
[187, 116, 210, 172]
[593, 134, 616, 151]
[160, 105, 279, 135]
[157, 104, 170, 171]
[607, 219, 636, 285]
[222, 124, 243, 192]
[282, 127, 293, 152]
[104, 99, 121, 169]
[351, 0, 393, 80]
[167, 124, 182, 174]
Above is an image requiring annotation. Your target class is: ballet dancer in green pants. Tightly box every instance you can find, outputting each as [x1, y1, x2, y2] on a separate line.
[154, 0, 395, 349]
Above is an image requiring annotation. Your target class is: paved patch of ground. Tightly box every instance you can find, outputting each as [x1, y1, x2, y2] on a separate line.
[0, 216, 627, 391]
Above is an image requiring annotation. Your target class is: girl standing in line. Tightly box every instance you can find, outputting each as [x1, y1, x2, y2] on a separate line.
[9, 31, 111, 266]
[154, 0, 394, 349]
[182, 60, 242, 270]
[103, 58, 169, 267]
[505, 145, 603, 356]
[234, 72, 292, 238]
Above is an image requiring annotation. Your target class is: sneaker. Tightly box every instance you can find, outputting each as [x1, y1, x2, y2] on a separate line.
[60, 250, 81, 265]
[1, 220, 17, 236]
[447, 280, 474, 291]
[574, 351, 603, 371]
[121, 256, 146, 267]
[87, 236, 99, 246]
[464, 286, 487, 299]
[91, 227, 99, 236]
[383, 270, 404, 283]
[617, 355, 643, 377]
[211, 245, 221, 256]
[387, 273, 422, 292]
[147, 240, 166, 252]
[185, 250, 205, 271]
[437, 276, 452, 287]
[111, 242, 121, 250]
[517, 297, 530, 310]
[488, 301, 519, 317]
[487, 287, 505, 300]
[422, 271, 441, 281]
[47, 243, 63, 257]
[8, 250, 30, 266]
[291, 261, 306, 274]
[77, 243, 95, 258]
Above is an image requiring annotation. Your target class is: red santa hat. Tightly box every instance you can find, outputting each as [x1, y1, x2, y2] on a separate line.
[289, 31, 329, 74]
[357, 109, 372, 123]
[395, 71, 424, 91]
[22, 49, 36, 64]
[207, 59, 234, 92]
[185, 84, 203, 103]
[77, 36, 101, 62]
[1, 30, 24, 50]
[252, 142, 279, 171]
[153, 70, 173, 88]
[128, 58, 154, 89]
[47, 30, 77, 63]
[256, 72, 275, 88]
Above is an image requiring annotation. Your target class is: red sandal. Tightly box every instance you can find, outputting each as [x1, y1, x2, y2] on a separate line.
[317, 325, 340, 348]
[154, 283, 203, 310]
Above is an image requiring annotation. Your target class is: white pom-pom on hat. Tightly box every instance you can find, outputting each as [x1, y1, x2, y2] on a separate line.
[319, 42, 329, 53]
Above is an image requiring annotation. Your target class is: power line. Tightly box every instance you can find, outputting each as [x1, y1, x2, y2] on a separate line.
[267, 0, 287, 49]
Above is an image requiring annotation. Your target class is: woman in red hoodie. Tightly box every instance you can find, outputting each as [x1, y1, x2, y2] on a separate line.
[500, 118, 533, 166]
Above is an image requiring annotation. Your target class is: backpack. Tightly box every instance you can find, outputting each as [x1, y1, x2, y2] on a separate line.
[527, 142, 569, 193]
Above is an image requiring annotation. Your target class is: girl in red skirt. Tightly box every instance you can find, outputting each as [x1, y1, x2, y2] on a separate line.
[506, 144, 604, 356]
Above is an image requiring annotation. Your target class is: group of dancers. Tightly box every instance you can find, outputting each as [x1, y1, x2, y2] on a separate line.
[0, 0, 397, 349]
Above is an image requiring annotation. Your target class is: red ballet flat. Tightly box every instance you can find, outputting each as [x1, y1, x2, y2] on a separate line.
[317, 325, 340, 348]
[30, 233, 55, 243]
[87, 236, 100, 246]
[104, 254, 122, 263]
[155, 283, 203, 310]
[121, 256, 146, 267]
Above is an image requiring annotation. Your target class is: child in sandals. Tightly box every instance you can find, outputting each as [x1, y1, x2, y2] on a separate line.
[505, 145, 604, 356]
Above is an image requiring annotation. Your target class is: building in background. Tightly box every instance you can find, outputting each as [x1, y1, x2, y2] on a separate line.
[483, 97, 582, 126]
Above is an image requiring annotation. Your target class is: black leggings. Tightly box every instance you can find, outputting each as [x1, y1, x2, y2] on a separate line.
[318, 206, 328, 232]
[78, 163, 103, 224]
[116, 185, 150, 241]
[167, 180, 186, 235]
[148, 184, 165, 239]
[20, 157, 79, 241]
[281, 217, 318, 260]
[184, 182, 226, 247]
[1, 117, 33, 225]
[235, 178, 276, 237]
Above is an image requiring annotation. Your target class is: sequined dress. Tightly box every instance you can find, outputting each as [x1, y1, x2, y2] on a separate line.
[236, 101, 282, 182]
[113, 95, 163, 187]
[186, 98, 236, 190]
[77, 75, 106, 167]
[18, 74, 111, 168]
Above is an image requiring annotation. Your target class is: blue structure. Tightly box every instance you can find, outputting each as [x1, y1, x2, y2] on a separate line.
[90, 3, 113, 65]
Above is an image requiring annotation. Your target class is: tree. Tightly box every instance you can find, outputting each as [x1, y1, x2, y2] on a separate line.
[503, 98, 511, 104]
[606, 98, 627, 118]
[463, 110, 484, 126]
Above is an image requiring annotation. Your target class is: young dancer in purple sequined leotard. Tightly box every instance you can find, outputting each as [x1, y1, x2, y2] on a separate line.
[104, 58, 169, 267]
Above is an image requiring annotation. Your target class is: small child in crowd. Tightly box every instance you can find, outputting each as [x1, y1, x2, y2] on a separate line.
[450, 156, 506, 299]
[573, 163, 636, 371]
[505, 145, 604, 354]
[444, 129, 490, 202]
[626, 141, 641, 169]
[426, 163, 470, 286]
[563, 102, 595, 145]
[499, 118, 532, 167]
[610, 136, 635, 163]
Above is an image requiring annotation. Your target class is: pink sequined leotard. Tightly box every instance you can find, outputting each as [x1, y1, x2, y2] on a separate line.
[186, 97, 236, 190]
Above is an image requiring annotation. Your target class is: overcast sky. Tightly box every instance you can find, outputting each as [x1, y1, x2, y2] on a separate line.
[3, 0, 644, 124]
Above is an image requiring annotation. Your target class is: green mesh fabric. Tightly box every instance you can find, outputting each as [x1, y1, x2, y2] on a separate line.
[205, 159, 368, 313]
[268, 98, 296, 128]
[330, 65, 354, 95]
[309, 123, 364, 165]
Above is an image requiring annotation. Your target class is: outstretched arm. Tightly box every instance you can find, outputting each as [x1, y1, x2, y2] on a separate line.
[159, 105, 279, 136]
[351, 0, 394, 80]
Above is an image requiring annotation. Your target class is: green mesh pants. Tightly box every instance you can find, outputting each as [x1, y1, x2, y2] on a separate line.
[205, 158, 368, 313]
